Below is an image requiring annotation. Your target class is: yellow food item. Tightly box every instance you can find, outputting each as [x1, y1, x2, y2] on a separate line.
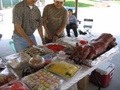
[46, 60, 80, 78]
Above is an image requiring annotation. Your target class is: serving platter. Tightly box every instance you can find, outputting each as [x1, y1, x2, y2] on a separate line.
[5, 52, 31, 69]
[0, 68, 19, 88]
[45, 43, 67, 53]
[45, 60, 81, 79]
[82, 45, 119, 66]
[0, 81, 29, 90]
[22, 69, 64, 90]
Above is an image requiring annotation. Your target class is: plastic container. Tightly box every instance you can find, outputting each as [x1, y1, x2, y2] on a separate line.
[45, 60, 81, 79]
[45, 43, 66, 52]
[28, 55, 45, 70]
[57, 51, 68, 60]
[22, 69, 64, 90]
[6, 52, 31, 69]
[0, 58, 6, 69]
[42, 54, 53, 65]
[0, 81, 30, 90]
[90, 61, 115, 87]
[0, 68, 19, 88]
[23, 46, 50, 57]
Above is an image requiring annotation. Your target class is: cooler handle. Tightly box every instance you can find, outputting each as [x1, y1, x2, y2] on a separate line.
[110, 70, 114, 79]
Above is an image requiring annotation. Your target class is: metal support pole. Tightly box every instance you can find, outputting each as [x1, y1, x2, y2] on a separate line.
[0, 0, 3, 10]
[75, 0, 78, 18]
[11, 0, 13, 7]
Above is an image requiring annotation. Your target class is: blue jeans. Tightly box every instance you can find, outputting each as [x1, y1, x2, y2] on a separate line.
[13, 34, 37, 53]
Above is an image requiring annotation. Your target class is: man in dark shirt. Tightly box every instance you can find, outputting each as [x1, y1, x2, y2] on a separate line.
[12, 0, 45, 52]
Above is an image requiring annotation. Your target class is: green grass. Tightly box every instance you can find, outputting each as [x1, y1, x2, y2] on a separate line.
[64, 0, 94, 7]
[114, 1, 120, 4]
[64, 0, 120, 7]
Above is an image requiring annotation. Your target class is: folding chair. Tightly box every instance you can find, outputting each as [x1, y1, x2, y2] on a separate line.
[0, 34, 2, 40]
[79, 18, 94, 36]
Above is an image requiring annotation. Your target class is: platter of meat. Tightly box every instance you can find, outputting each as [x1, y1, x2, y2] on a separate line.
[69, 33, 119, 66]
[23, 46, 54, 57]
[82, 45, 119, 66]
[23, 47, 46, 57]
[0, 68, 19, 88]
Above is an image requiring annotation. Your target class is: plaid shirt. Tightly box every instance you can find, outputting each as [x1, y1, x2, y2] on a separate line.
[13, 0, 42, 36]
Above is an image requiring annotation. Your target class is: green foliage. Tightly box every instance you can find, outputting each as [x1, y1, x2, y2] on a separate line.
[64, 0, 120, 7]
[64, 1, 94, 7]
[89, 0, 97, 1]
[115, 1, 120, 4]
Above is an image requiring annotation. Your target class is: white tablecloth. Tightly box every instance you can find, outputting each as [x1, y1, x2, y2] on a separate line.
[60, 45, 119, 90]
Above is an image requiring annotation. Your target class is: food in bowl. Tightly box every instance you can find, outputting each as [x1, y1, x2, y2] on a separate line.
[29, 55, 45, 70]
[46, 43, 66, 52]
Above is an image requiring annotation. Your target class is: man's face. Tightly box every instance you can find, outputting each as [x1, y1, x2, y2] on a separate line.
[54, 1, 64, 9]
[27, 0, 37, 6]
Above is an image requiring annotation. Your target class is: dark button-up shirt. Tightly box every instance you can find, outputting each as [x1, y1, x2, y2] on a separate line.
[13, 0, 42, 36]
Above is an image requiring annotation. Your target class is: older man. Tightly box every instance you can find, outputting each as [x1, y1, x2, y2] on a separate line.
[42, 0, 68, 43]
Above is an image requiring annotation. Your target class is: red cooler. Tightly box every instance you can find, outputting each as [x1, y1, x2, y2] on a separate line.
[90, 61, 115, 87]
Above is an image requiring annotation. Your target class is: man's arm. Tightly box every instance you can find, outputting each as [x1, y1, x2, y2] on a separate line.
[43, 17, 52, 39]
[37, 25, 46, 44]
[54, 9, 68, 37]
[55, 23, 67, 36]
[52, 23, 67, 42]
[15, 24, 35, 46]
[53, 9, 68, 42]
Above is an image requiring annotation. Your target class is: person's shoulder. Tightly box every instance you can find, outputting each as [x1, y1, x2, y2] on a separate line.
[60, 7, 67, 13]
[14, 1, 24, 9]
[15, 1, 24, 6]
[45, 3, 54, 8]
[72, 15, 77, 18]
[34, 5, 39, 9]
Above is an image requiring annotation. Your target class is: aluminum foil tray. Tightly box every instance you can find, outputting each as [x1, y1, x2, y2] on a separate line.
[83, 45, 119, 66]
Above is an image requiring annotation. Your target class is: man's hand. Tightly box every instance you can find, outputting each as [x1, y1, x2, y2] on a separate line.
[28, 39, 35, 47]
[47, 34, 52, 40]
[42, 38, 46, 45]
[53, 35, 58, 42]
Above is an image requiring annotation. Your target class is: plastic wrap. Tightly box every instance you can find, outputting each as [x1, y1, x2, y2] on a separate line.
[0, 81, 29, 90]
[0, 58, 6, 69]
[5, 52, 31, 69]
[0, 68, 19, 88]
[45, 60, 81, 79]
[22, 69, 64, 90]
[83, 45, 119, 66]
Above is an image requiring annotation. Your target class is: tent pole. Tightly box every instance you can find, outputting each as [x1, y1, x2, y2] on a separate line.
[75, 0, 78, 18]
